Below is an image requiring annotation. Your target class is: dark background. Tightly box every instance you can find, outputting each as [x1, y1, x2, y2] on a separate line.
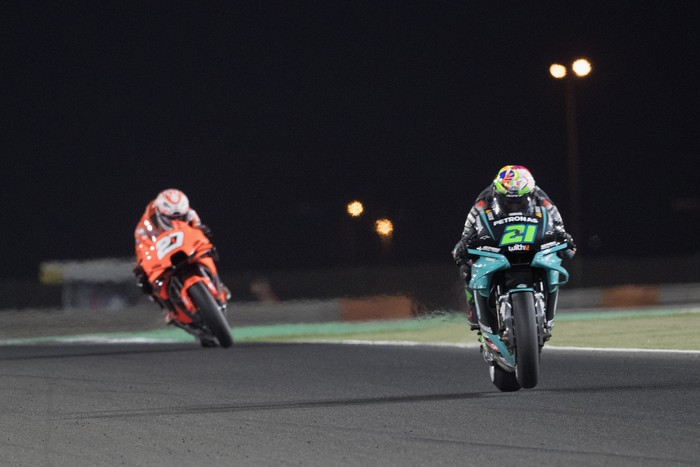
[2, 2, 698, 279]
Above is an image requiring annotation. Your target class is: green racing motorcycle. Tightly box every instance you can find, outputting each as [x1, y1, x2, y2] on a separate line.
[467, 208, 571, 391]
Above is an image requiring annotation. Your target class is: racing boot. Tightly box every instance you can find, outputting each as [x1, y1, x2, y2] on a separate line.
[466, 290, 479, 331]
[164, 310, 178, 324]
[199, 336, 219, 348]
[459, 264, 479, 331]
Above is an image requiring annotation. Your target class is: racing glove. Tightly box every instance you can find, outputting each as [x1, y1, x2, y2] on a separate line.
[556, 232, 577, 259]
[458, 263, 471, 283]
[133, 265, 153, 295]
[199, 224, 213, 240]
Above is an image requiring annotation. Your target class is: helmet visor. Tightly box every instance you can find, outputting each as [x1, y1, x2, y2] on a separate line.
[495, 193, 533, 214]
[155, 210, 186, 230]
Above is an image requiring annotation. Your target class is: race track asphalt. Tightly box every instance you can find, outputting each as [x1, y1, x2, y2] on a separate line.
[0, 342, 698, 466]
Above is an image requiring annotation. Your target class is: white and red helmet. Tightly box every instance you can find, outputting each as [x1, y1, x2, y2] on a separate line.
[154, 189, 190, 227]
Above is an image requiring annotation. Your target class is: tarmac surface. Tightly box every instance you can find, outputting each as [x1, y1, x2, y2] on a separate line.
[0, 342, 698, 466]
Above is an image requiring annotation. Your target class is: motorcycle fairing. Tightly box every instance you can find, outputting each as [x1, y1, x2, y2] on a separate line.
[532, 243, 569, 290]
[137, 220, 214, 281]
[481, 331, 516, 367]
[467, 248, 510, 297]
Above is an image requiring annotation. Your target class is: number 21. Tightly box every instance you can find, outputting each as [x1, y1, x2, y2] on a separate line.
[499, 224, 537, 246]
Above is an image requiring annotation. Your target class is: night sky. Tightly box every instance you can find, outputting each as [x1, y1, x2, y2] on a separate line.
[2, 2, 698, 279]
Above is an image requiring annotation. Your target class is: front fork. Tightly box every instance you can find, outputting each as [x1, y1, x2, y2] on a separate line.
[534, 291, 549, 346]
[497, 295, 514, 346]
[497, 290, 549, 348]
[163, 266, 227, 323]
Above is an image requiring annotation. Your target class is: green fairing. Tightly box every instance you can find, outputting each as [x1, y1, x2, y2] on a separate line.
[467, 248, 510, 297]
[468, 244, 569, 295]
[481, 331, 515, 366]
[532, 244, 569, 290]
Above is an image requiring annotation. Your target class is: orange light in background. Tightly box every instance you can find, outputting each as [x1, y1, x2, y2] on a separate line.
[549, 64, 567, 79]
[374, 218, 394, 237]
[347, 201, 364, 217]
[572, 58, 592, 77]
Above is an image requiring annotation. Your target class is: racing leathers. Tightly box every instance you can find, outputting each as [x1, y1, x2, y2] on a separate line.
[452, 185, 576, 329]
[133, 200, 209, 296]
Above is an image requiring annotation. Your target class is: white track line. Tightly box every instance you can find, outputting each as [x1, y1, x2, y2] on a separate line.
[288, 339, 700, 354]
[3, 336, 698, 355]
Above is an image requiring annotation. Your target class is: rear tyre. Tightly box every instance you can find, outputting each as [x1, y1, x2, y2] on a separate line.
[188, 281, 233, 348]
[490, 364, 521, 392]
[512, 292, 539, 389]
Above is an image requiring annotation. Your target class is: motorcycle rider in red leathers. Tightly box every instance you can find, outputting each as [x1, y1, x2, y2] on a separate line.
[133, 189, 229, 317]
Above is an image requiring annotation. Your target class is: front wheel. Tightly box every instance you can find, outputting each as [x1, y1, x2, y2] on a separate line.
[490, 364, 521, 392]
[512, 292, 539, 389]
[188, 281, 233, 348]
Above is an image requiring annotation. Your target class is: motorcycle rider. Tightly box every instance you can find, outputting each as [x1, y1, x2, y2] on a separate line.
[452, 165, 576, 330]
[133, 188, 226, 304]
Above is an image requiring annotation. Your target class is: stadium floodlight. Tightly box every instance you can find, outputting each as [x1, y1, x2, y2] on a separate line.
[549, 57, 593, 253]
[549, 64, 567, 79]
[572, 58, 592, 77]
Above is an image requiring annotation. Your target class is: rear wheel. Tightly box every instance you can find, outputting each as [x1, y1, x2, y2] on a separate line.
[489, 364, 521, 392]
[188, 281, 233, 348]
[512, 292, 539, 389]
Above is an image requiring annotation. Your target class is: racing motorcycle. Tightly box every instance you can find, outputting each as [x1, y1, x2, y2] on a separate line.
[136, 220, 233, 348]
[467, 206, 570, 391]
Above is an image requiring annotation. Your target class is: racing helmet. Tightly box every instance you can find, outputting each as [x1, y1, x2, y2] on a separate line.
[154, 189, 190, 229]
[492, 165, 536, 213]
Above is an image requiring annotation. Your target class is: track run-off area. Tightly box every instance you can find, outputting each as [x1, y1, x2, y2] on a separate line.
[1, 322, 698, 466]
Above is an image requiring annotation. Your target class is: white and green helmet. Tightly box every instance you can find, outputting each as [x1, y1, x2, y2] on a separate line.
[493, 165, 536, 196]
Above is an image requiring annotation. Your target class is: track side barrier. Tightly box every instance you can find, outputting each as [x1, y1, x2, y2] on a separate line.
[339, 295, 414, 321]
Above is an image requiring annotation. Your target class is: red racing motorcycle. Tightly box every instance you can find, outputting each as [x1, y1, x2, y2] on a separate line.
[136, 220, 233, 348]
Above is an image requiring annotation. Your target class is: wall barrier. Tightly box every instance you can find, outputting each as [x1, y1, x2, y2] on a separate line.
[557, 283, 700, 310]
[2, 282, 699, 341]
[1, 257, 698, 314]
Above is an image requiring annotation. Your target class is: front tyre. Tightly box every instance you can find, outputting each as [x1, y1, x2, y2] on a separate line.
[188, 281, 233, 348]
[490, 364, 521, 392]
[512, 292, 539, 389]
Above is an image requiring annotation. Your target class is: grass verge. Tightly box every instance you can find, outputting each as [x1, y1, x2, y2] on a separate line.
[2, 308, 698, 351]
[251, 308, 700, 351]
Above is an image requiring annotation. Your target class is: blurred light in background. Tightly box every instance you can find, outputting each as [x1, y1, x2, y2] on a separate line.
[347, 201, 364, 217]
[549, 63, 567, 79]
[572, 58, 592, 77]
[374, 218, 394, 237]
[550, 59, 591, 79]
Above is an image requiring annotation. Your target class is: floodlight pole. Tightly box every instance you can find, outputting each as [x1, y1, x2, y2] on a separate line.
[565, 78, 583, 249]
